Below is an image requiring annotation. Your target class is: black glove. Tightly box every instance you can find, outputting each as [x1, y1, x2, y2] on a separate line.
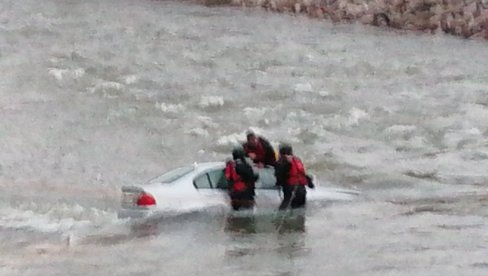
[306, 174, 315, 189]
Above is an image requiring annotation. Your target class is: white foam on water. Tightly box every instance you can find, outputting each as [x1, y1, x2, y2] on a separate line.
[88, 80, 124, 94]
[293, 82, 313, 93]
[48, 68, 85, 81]
[196, 116, 218, 128]
[384, 125, 418, 137]
[216, 127, 268, 146]
[0, 207, 88, 233]
[124, 75, 138, 84]
[158, 102, 184, 113]
[185, 127, 209, 137]
[199, 96, 224, 108]
[0, 202, 117, 234]
[346, 107, 369, 127]
[217, 133, 243, 146]
[48, 68, 69, 81]
[243, 107, 267, 118]
[2, 0, 488, 274]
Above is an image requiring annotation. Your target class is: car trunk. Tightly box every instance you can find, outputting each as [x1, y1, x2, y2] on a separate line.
[121, 186, 152, 209]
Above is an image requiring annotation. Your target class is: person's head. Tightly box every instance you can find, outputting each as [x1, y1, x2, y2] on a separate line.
[278, 142, 293, 156]
[232, 145, 245, 160]
[246, 130, 258, 146]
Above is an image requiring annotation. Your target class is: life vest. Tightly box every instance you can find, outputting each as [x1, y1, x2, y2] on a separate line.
[244, 140, 266, 163]
[225, 161, 246, 192]
[287, 157, 308, 186]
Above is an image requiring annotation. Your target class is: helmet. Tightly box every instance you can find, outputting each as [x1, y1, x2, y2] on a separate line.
[246, 129, 256, 140]
[232, 145, 245, 160]
[279, 143, 293, 155]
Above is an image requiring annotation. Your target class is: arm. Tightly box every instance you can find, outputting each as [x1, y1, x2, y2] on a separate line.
[305, 174, 315, 189]
[274, 158, 291, 186]
[235, 160, 256, 183]
[242, 142, 251, 157]
[259, 137, 277, 166]
[295, 157, 314, 189]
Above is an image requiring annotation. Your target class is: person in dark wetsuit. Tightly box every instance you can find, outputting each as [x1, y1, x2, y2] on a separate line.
[242, 130, 276, 168]
[275, 143, 315, 210]
[225, 145, 258, 211]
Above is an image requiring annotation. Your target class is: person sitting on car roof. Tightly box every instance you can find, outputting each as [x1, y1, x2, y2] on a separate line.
[242, 130, 276, 168]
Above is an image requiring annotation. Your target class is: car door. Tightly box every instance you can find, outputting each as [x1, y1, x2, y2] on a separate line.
[193, 166, 282, 210]
[192, 168, 229, 210]
[254, 167, 281, 209]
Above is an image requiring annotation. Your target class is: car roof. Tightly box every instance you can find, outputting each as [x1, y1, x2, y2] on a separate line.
[192, 161, 225, 174]
[170, 162, 225, 185]
[143, 161, 225, 186]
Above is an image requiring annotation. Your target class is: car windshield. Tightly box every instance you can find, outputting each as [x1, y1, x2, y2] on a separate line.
[147, 165, 194, 184]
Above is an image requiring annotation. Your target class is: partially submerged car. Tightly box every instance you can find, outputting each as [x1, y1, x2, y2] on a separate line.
[118, 162, 358, 219]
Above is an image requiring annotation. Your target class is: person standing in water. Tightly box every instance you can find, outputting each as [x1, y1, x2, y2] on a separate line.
[225, 145, 258, 210]
[275, 143, 314, 210]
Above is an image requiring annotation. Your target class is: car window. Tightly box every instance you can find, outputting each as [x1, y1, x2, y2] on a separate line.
[148, 166, 195, 184]
[208, 169, 227, 189]
[193, 173, 212, 189]
[255, 167, 278, 189]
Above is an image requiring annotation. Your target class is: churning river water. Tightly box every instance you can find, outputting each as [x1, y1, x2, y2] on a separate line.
[1, 0, 488, 275]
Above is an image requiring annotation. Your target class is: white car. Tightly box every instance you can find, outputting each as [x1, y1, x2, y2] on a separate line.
[118, 162, 359, 219]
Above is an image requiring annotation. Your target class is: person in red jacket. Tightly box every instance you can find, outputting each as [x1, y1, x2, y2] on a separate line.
[274, 143, 314, 210]
[242, 130, 276, 168]
[225, 145, 258, 211]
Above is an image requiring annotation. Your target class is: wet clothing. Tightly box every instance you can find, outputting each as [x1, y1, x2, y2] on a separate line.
[275, 155, 310, 210]
[279, 185, 306, 210]
[225, 159, 257, 210]
[287, 157, 308, 186]
[275, 157, 290, 188]
[243, 136, 276, 167]
[225, 161, 246, 192]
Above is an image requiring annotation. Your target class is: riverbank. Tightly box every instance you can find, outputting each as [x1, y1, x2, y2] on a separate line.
[201, 0, 488, 40]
